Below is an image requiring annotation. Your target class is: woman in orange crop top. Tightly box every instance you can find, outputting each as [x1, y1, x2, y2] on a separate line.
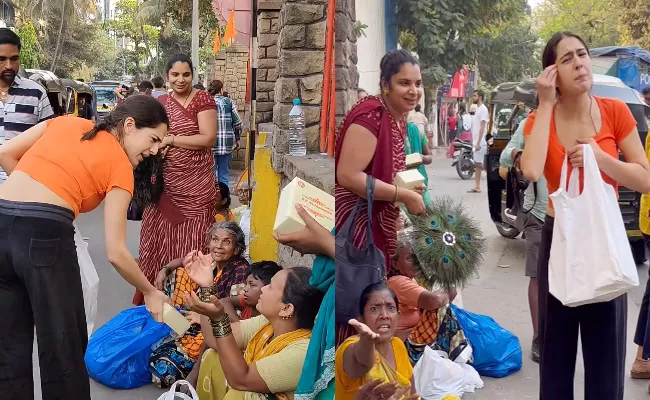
[520, 32, 650, 400]
[0, 95, 171, 400]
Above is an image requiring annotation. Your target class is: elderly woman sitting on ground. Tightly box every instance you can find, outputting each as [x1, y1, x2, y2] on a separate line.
[184, 258, 325, 400]
[149, 221, 250, 388]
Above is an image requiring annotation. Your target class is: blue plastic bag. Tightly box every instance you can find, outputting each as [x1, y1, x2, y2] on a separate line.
[85, 306, 172, 389]
[451, 304, 522, 378]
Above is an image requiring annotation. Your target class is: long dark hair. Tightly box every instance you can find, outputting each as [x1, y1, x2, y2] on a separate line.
[82, 95, 169, 142]
[208, 80, 224, 96]
[542, 31, 590, 69]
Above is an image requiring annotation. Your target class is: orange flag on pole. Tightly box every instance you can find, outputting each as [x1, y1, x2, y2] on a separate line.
[223, 9, 236, 45]
[213, 28, 221, 54]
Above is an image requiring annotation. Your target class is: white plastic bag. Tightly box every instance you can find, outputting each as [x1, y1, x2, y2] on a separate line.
[413, 347, 484, 400]
[73, 222, 100, 336]
[549, 144, 638, 307]
[156, 380, 199, 400]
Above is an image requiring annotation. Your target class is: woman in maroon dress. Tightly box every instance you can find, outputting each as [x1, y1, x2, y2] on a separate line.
[135, 54, 218, 305]
[335, 49, 426, 344]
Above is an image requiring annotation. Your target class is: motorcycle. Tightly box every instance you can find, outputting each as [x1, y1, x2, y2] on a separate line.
[451, 140, 475, 180]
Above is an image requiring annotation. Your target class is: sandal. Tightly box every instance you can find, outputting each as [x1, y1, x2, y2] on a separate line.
[467, 188, 481, 193]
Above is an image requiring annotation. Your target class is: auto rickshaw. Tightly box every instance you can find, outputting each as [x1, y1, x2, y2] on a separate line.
[61, 79, 97, 120]
[91, 80, 131, 120]
[485, 74, 650, 264]
[25, 69, 67, 117]
[485, 82, 527, 238]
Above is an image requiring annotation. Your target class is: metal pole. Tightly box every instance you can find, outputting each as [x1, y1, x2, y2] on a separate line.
[191, 0, 199, 85]
[248, 0, 258, 202]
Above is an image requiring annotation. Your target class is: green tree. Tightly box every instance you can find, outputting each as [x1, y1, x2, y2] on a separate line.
[533, 0, 622, 47]
[17, 22, 42, 69]
[476, 16, 541, 86]
[615, 0, 650, 49]
[394, 0, 529, 117]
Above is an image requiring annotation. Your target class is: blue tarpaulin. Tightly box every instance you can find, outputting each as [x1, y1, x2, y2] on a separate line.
[591, 46, 650, 92]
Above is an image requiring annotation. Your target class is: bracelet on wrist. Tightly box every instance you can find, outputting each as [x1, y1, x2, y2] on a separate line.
[393, 185, 400, 204]
[199, 286, 215, 302]
[162, 265, 171, 272]
[210, 314, 232, 338]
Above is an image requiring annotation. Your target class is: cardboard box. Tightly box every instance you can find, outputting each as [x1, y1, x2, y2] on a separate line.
[163, 303, 191, 335]
[273, 177, 335, 235]
[406, 153, 423, 168]
[394, 169, 425, 190]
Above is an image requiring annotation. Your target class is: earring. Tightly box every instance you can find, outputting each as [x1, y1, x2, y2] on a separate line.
[383, 90, 389, 96]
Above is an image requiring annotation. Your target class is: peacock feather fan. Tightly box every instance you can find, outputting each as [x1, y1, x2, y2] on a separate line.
[403, 195, 486, 289]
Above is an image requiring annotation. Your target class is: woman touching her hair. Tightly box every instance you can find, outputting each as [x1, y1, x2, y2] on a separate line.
[0, 95, 171, 400]
[521, 31, 650, 399]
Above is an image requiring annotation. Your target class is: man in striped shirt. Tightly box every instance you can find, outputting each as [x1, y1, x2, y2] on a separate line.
[209, 79, 242, 185]
[0, 29, 54, 183]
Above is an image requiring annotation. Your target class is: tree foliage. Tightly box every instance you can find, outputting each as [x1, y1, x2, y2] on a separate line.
[615, 0, 650, 49]
[533, 0, 622, 47]
[17, 22, 42, 69]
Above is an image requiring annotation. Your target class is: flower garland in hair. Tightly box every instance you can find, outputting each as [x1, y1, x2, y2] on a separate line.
[402, 196, 486, 289]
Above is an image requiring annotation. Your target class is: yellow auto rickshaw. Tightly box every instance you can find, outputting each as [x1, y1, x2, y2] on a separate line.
[62, 79, 97, 121]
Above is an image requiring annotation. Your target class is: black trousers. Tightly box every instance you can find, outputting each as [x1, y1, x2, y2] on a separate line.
[634, 234, 650, 358]
[0, 200, 89, 400]
[538, 216, 626, 400]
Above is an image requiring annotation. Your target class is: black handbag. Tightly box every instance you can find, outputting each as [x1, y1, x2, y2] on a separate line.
[335, 175, 386, 324]
[128, 154, 164, 221]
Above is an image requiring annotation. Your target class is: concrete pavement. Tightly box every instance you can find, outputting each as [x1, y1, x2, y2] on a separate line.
[425, 156, 650, 399]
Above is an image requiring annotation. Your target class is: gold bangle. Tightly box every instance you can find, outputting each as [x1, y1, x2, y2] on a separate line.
[171, 135, 175, 147]
[393, 185, 400, 204]
[210, 314, 232, 338]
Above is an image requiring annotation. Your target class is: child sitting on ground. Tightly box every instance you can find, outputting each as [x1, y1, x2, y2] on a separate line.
[215, 181, 235, 222]
[220, 260, 283, 321]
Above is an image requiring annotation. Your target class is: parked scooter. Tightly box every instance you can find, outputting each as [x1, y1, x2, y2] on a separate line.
[451, 140, 475, 180]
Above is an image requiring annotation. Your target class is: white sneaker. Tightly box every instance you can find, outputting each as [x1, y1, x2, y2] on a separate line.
[504, 208, 517, 221]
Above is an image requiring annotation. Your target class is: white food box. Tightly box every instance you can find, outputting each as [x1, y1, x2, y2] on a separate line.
[394, 169, 425, 190]
[273, 177, 335, 235]
[163, 303, 191, 335]
[405, 153, 423, 168]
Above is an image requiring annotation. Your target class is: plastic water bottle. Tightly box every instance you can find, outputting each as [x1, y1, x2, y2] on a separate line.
[288, 98, 306, 156]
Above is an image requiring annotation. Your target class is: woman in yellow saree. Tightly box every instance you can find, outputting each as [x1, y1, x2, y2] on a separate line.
[335, 283, 416, 400]
[184, 258, 325, 400]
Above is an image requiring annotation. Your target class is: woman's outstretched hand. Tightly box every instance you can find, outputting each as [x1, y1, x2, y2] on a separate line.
[184, 251, 214, 288]
[144, 289, 170, 323]
[402, 189, 426, 216]
[273, 204, 334, 258]
[355, 379, 420, 400]
[183, 291, 225, 319]
[349, 318, 379, 341]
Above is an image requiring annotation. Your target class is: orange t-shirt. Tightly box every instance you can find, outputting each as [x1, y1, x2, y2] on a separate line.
[523, 97, 637, 207]
[387, 275, 426, 331]
[15, 116, 134, 217]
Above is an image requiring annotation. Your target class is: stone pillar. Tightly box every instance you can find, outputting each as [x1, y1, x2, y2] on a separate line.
[271, 0, 327, 170]
[256, 1, 281, 125]
[335, 0, 359, 128]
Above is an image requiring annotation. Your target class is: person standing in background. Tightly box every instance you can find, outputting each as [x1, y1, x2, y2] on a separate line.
[151, 76, 167, 99]
[0, 29, 54, 184]
[357, 88, 368, 101]
[447, 107, 458, 142]
[208, 79, 242, 185]
[642, 86, 650, 106]
[468, 90, 489, 193]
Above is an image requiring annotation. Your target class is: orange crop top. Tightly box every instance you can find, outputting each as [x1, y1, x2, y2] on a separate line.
[523, 96, 637, 207]
[15, 116, 134, 217]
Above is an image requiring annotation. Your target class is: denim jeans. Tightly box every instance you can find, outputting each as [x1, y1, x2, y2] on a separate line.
[0, 200, 89, 400]
[214, 152, 233, 185]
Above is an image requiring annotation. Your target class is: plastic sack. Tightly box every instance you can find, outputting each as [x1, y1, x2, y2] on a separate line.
[549, 145, 638, 307]
[85, 306, 172, 389]
[73, 222, 99, 336]
[156, 380, 199, 400]
[413, 347, 483, 400]
[451, 304, 522, 378]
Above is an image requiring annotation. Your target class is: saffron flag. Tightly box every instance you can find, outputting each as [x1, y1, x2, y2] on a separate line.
[213, 29, 221, 54]
[223, 9, 236, 45]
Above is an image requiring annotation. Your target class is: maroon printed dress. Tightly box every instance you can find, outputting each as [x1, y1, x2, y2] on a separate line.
[135, 90, 217, 305]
